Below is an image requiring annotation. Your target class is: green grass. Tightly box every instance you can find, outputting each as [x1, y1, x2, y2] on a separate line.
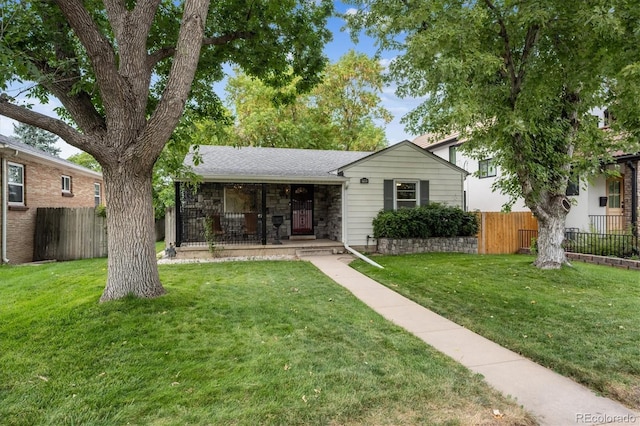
[351, 254, 640, 409]
[0, 259, 535, 426]
[155, 240, 166, 254]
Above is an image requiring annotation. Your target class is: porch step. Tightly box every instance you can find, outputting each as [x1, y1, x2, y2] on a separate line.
[296, 247, 345, 257]
[289, 235, 317, 241]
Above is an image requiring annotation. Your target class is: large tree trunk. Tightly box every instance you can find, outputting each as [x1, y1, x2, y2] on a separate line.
[530, 195, 571, 269]
[100, 164, 165, 302]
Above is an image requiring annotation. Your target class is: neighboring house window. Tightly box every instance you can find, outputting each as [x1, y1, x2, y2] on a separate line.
[566, 176, 579, 196]
[603, 108, 615, 127]
[94, 183, 101, 206]
[608, 179, 622, 209]
[8, 162, 25, 204]
[61, 175, 72, 193]
[478, 158, 497, 178]
[449, 145, 457, 165]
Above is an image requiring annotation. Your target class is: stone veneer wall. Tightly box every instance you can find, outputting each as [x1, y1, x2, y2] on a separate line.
[315, 185, 342, 241]
[377, 237, 478, 255]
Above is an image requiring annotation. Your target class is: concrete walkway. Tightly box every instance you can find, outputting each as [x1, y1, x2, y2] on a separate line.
[306, 255, 639, 426]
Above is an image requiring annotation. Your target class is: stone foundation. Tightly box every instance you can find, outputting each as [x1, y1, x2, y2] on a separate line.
[377, 237, 478, 255]
[566, 252, 640, 270]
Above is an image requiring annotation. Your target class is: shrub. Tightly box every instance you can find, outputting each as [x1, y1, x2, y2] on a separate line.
[373, 204, 479, 239]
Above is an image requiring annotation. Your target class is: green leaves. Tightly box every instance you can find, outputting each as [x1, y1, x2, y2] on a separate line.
[197, 51, 392, 151]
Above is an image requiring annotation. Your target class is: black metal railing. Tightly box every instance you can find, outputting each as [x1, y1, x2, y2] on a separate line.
[518, 229, 639, 259]
[563, 231, 639, 258]
[179, 208, 263, 246]
[517, 229, 539, 253]
[588, 215, 627, 234]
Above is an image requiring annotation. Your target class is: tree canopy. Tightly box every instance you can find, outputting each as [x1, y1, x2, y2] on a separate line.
[66, 151, 101, 172]
[0, 0, 333, 301]
[347, 0, 640, 268]
[12, 122, 61, 156]
[191, 50, 391, 151]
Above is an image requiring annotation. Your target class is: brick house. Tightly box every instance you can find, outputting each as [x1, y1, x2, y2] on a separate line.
[1, 134, 104, 264]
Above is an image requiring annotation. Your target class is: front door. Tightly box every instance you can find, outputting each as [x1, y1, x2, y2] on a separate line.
[291, 184, 314, 235]
[606, 176, 624, 231]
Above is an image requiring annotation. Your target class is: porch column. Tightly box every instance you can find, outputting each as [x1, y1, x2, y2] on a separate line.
[175, 181, 182, 247]
[261, 183, 267, 245]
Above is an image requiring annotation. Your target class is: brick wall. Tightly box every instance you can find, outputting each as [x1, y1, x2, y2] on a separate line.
[623, 159, 639, 236]
[2, 154, 103, 264]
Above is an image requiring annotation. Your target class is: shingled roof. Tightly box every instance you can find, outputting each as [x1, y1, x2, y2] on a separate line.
[0, 134, 101, 177]
[184, 145, 372, 182]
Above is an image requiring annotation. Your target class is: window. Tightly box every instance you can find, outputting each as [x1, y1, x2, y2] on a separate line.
[8, 162, 24, 204]
[94, 183, 101, 206]
[61, 175, 72, 193]
[603, 108, 615, 127]
[384, 180, 429, 211]
[396, 181, 417, 209]
[449, 145, 457, 165]
[224, 185, 258, 213]
[608, 179, 621, 209]
[566, 174, 579, 196]
[478, 158, 497, 178]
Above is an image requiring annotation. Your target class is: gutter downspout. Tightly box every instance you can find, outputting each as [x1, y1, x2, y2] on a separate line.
[344, 243, 384, 269]
[2, 157, 9, 263]
[627, 161, 638, 237]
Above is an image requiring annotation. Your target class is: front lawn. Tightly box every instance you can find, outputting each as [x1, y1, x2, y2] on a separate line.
[351, 254, 640, 409]
[0, 259, 535, 425]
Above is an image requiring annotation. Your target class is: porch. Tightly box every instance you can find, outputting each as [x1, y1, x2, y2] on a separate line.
[171, 182, 344, 248]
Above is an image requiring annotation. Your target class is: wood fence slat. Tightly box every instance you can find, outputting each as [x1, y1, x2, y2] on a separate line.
[475, 212, 538, 254]
[34, 207, 107, 261]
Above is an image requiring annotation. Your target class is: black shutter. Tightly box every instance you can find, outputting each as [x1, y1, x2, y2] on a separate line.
[420, 180, 429, 206]
[383, 179, 394, 211]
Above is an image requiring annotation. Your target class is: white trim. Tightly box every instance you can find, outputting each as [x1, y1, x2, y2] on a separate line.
[394, 179, 418, 209]
[341, 181, 347, 244]
[94, 183, 101, 206]
[7, 161, 25, 206]
[61, 175, 72, 193]
[2, 157, 9, 263]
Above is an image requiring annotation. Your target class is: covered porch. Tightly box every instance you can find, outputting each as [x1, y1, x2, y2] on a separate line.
[172, 181, 344, 249]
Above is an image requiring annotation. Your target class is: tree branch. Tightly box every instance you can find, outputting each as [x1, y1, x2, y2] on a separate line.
[147, 30, 255, 70]
[54, 0, 127, 115]
[484, 0, 518, 107]
[24, 19, 107, 136]
[141, 0, 211, 166]
[0, 94, 87, 148]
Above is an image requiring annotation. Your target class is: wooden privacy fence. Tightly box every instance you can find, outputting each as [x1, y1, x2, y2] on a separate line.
[34, 207, 108, 261]
[476, 211, 538, 254]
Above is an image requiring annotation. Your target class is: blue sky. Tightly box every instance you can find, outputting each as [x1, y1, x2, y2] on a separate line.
[0, 2, 421, 158]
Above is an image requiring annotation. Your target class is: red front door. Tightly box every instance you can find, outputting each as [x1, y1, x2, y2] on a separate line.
[291, 184, 314, 235]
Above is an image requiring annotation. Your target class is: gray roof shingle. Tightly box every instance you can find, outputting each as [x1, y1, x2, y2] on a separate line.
[186, 145, 372, 181]
[0, 134, 101, 177]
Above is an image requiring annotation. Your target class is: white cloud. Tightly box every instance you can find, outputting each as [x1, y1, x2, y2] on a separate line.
[344, 8, 358, 16]
[378, 57, 396, 70]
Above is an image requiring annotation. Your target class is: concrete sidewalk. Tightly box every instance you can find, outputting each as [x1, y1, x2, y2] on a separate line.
[306, 255, 639, 426]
